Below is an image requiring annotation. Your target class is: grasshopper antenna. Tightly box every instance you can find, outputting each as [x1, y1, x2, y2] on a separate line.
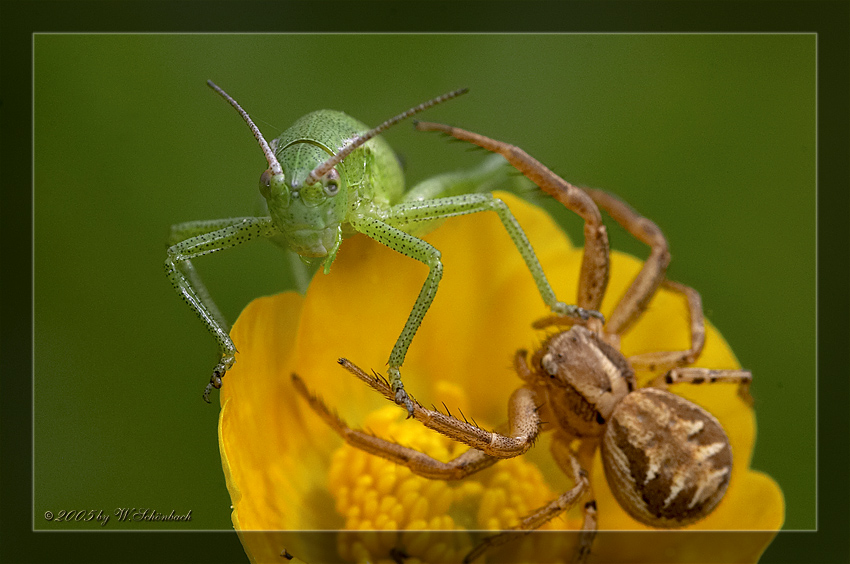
[306, 88, 469, 185]
[207, 80, 283, 177]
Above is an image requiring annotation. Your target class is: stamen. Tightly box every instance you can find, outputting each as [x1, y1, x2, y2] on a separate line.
[327, 403, 575, 562]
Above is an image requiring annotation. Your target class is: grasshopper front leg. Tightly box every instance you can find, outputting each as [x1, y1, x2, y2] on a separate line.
[352, 193, 599, 415]
[348, 216, 442, 414]
[165, 216, 277, 402]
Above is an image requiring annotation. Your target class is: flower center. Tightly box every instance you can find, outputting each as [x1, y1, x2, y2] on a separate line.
[326, 393, 577, 563]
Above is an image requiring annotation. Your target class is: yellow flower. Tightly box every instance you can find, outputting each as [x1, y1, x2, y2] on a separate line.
[218, 192, 784, 563]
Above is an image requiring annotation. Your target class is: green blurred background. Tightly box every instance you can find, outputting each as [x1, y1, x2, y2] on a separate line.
[34, 34, 814, 537]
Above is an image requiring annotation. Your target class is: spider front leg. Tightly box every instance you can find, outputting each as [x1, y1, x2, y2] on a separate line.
[334, 358, 545, 459]
[290, 354, 546, 486]
[528, 185, 670, 340]
[415, 121, 611, 313]
[583, 188, 671, 339]
[290, 373, 499, 480]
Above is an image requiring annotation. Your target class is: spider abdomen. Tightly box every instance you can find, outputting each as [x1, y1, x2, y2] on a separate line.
[600, 387, 732, 528]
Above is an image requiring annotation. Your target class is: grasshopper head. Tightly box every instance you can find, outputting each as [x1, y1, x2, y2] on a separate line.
[206, 80, 346, 260]
[260, 157, 346, 258]
[206, 80, 468, 262]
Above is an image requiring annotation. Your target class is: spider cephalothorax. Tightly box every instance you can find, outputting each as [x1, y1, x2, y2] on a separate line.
[531, 325, 636, 438]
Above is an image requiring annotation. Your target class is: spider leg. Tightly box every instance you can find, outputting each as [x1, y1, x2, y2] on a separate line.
[627, 279, 707, 372]
[291, 373, 499, 480]
[568, 438, 600, 564]
[317, 359, 545, 459]
[584, 188, 671, 338]
[463, 432, 593, 563]
[650, 366, 754, 406]
[573, 499, 598, 564]
[415, 121, 610, 313]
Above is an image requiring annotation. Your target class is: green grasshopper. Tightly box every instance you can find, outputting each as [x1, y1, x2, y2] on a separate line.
[165, 81, 599, 413]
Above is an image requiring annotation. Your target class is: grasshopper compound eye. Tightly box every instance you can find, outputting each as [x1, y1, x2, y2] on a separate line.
[323, 168, 341, 196]
[259, 169, 272, 197]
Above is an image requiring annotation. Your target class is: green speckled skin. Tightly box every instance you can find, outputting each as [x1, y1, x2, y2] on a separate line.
[275, 110, 404, 206]
[166, 86, 584, 410]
